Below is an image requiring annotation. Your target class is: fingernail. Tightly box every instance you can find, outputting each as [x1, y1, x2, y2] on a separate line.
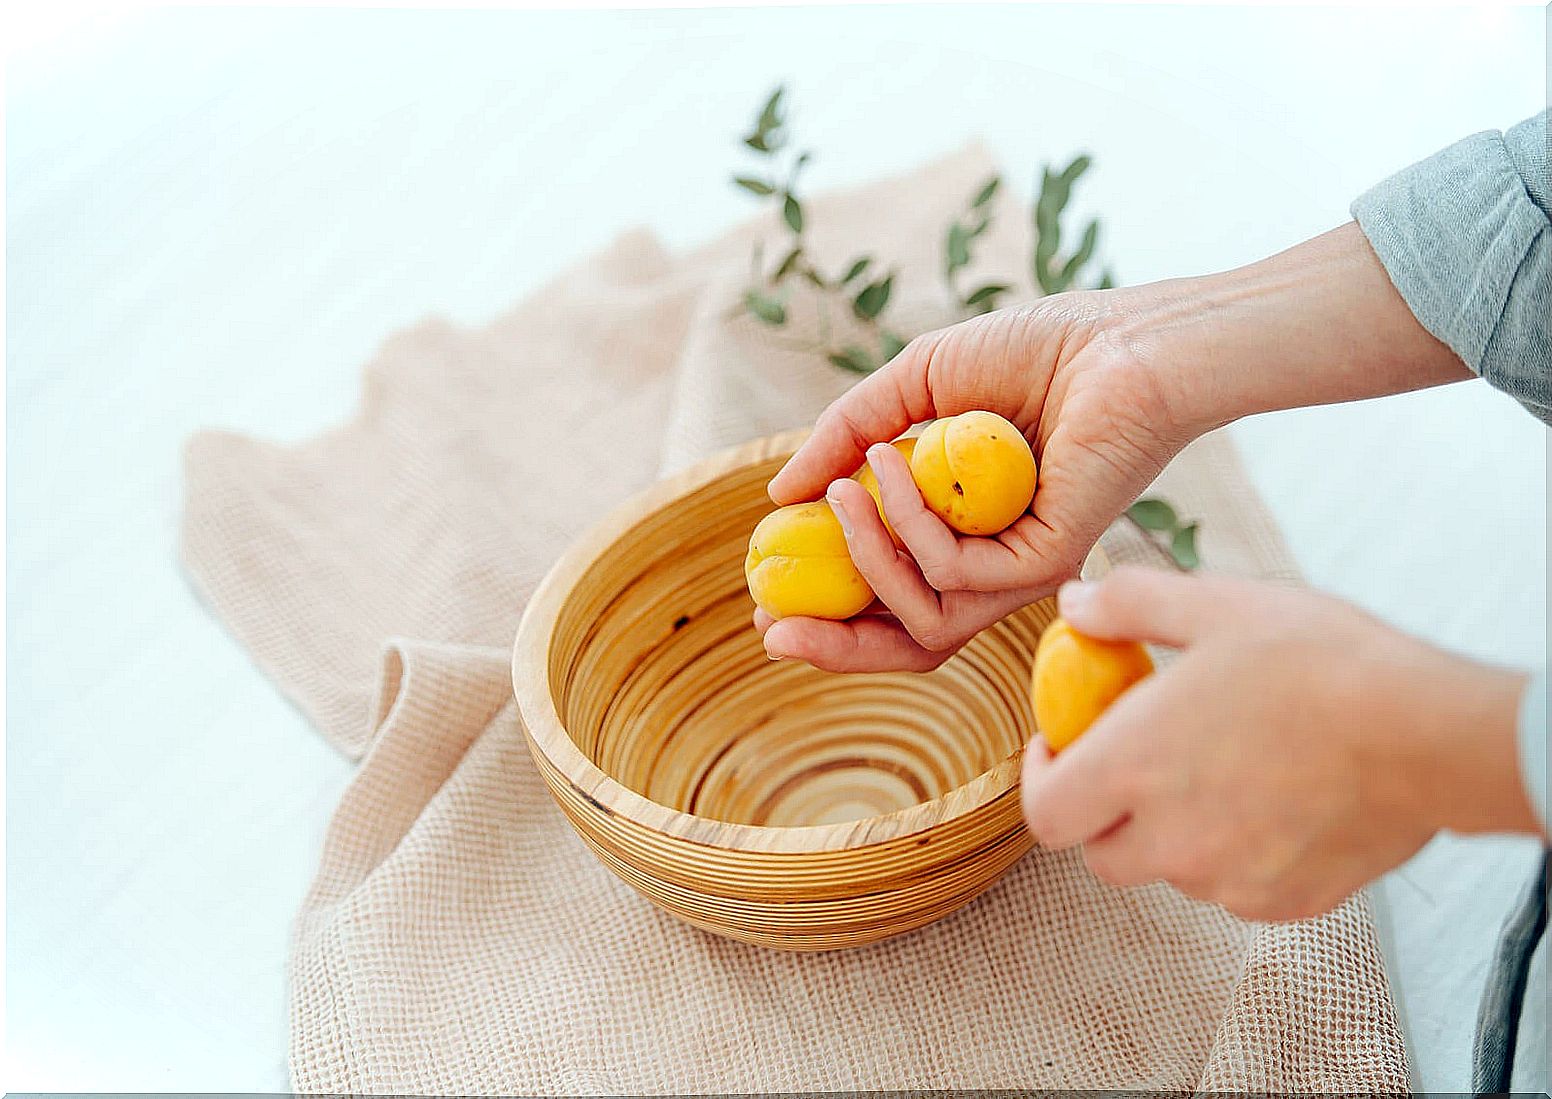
[1057, 580, 1094, 617]
[766, 651, 784, 662]
[826, 482, 853, 537]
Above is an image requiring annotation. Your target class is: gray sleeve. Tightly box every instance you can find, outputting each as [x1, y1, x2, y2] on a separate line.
[1521, 670, 1548, 833]
[1351, 111, 1551, 424]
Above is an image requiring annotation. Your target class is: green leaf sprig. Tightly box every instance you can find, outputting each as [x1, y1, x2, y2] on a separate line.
[732, 86, 1117, 377]
[944, 175, 1012, 315]
[1125, 498, 1201, 570]
[732, 87, 907, 375]
[729, 85, 1200, 560]
[1033, 155, 1114, 294]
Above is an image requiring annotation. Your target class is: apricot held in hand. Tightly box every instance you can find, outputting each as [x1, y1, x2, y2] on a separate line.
[745, 501, 875, 621]
[852, 436, 917, 547]
[1031, 617, 1154, 752]
[910, 410, 1037, 535]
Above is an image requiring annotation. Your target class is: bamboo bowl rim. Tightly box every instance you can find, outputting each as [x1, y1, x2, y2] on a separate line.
[512, 429, 1031, 856]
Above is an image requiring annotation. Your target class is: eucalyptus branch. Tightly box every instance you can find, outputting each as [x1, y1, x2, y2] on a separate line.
[1033, 154, 1114, 294]
[944, 175, 1012, 315]
[726, 84, 1197, 566]
[730, 87, 909, 375]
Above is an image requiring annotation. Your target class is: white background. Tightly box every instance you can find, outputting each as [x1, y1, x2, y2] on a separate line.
[6, 2, 1547, 1090]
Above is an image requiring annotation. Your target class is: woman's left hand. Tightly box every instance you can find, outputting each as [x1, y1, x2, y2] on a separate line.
[1021, 566, 1538, 921]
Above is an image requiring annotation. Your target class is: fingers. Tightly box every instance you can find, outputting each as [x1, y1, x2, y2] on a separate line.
[1020, 666, 1172, 848]
[1055, 565, 1262, 648]
[767, 330, 945, 505]
[1020, 715, 1135, 850]
[823, 478, 947, 643]
[761, 614, 952, 673]
[819, 474, 1036, 658]
[865, 441, 1047, 594]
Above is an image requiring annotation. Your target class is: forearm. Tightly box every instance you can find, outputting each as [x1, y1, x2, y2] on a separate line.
[1109, 222, 1473, 435]
[1116, 115, 1552, 436]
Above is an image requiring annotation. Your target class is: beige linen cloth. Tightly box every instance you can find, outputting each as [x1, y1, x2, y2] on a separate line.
[183, 145, 1410, 1092]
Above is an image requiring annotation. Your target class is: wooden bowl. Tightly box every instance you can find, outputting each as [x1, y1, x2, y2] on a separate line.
[512, 430, 1058, 950]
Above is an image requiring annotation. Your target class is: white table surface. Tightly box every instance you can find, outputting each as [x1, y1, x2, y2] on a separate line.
[7, 4, 1547, 1090]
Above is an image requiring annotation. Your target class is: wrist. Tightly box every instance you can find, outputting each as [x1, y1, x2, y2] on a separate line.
[1372, 639, 1538, 837]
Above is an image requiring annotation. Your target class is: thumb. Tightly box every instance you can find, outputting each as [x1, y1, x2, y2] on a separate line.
[1056, 565, 1251, 648]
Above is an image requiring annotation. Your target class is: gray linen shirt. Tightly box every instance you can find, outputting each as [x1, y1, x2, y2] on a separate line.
[1352, 110, 1549, 1091]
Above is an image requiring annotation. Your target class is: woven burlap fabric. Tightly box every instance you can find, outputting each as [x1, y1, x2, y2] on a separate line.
[182, 146, 1410, 1092]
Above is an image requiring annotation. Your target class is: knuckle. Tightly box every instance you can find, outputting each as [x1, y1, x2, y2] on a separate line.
[818, 403, 870, 454]
[917, 555, 962, 591]
[909, 621, 952, 651]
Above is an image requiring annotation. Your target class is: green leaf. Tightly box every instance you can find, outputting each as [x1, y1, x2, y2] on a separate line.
[840, 256, 872, 284]
[1096, 268, 1116, 290]
[734, 176, 774, 196]
[802, 267, 827, 289]
[771, 245, 803, 282]
[782, 193, 804, 233]
[1170, 522, 1201, 570]
[1060, 153, 1092, 185]
[972, 175, 1001, 208]
[1039, 167, 1072, 219]
[852, 274, 894, 321]
[879, 330, 908, 362]
[827, 345, 877, 375]
[743, 290, 787, 326]
[743, 132, 771, 153]
[945, 223, 971, 274]
[1127, 498, 1177, 531]
[757, 86, 785, 133]
[963, 283, 1010, 311]
[1061, 219, 1100, 283]
[1033, 168, 1064, 294]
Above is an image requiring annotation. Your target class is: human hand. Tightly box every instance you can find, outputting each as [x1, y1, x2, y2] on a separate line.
[759, 292, 1196, 671]
[1020, 566, 1537, 921]
[758, 222, 1476, 673]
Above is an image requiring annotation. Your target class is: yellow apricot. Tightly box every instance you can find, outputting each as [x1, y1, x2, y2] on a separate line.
[1031, 617, 1154, 753]
[910, 411, 1037, 536]
[852, 437, 917, 547]
[745, 501, 875, 621]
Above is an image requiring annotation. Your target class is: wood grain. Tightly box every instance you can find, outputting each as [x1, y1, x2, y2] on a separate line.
[512, 431, 1062, 949]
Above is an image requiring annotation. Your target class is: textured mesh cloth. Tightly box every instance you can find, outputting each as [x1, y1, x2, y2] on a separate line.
[181, 145, 1411, 1093]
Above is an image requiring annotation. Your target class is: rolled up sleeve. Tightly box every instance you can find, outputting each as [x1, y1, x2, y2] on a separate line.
[1352, 111, 1551, 423]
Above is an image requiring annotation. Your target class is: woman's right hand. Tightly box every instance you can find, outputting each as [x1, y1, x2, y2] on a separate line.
[759, 286, 1199, 671]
